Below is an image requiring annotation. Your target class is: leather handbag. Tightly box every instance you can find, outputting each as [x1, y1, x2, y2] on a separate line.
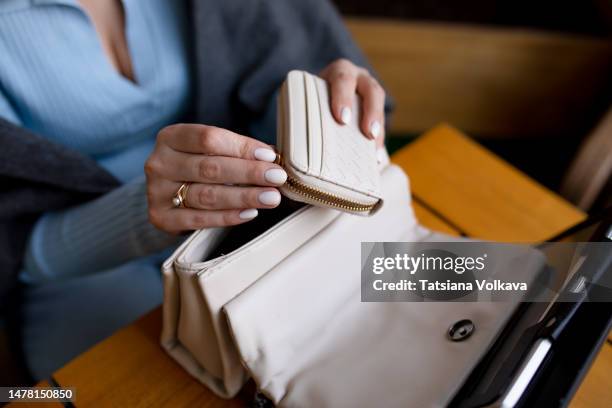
[161, 70, 390, 397]
[161, 165, 543, 406]
[161, 164, 423, 398]
[160, 71, 542, 406]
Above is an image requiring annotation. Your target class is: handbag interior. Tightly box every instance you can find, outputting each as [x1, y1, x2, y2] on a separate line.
[204, 199, 306, 261]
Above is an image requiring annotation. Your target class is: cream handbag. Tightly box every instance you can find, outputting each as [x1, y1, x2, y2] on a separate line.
[160, 164, 430, 398]
[161, 165, 543, 406]
[161, 72, 541, 406]
[161, 70, 389, 397]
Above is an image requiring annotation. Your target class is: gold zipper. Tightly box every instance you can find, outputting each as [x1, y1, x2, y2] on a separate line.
[285, 177, 376, 212]
[275, 154, 376, 213]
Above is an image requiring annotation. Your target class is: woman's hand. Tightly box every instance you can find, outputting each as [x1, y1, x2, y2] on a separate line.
[145, 124, 287, 234]
[320, 59, 386, 148]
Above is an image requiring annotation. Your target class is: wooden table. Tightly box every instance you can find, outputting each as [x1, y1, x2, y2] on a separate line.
[22, 125, 609, 407]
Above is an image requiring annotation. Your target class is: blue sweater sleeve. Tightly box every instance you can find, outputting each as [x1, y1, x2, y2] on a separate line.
[1, 88, 178, 282]
[22, 177, 182, 283]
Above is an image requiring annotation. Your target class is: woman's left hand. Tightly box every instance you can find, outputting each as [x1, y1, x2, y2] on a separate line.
[320, 59, 386, 148]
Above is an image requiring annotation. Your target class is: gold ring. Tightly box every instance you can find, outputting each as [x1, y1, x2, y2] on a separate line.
[172, 182, 191, 208]
[274, 152, 282, 165]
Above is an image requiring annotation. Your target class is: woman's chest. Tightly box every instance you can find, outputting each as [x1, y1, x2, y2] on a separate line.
[0, 0, 191, 155]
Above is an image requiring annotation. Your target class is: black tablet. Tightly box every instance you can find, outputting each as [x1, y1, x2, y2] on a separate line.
[450, 207, 612, 408]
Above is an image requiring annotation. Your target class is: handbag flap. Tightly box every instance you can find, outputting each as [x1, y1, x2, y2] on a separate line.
[223, 167, 546, 407]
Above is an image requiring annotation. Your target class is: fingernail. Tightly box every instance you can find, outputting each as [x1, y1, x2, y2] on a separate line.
[370, 120, 382, 139]
[340, 107, 352, 125]
[258, 190, 281, 206]
[264, 168, 287, 185]
[254, 148, 277, 162]
[239, 209, 258, 220]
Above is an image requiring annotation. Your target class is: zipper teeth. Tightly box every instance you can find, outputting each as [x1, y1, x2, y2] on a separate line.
[285, 176, 375, 212]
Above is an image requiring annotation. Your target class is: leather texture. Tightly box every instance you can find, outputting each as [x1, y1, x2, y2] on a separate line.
[161, 203, 343, 397]
[225, 231, 544, 407]
[277, 71, 382, 214]
[161, 164, 401, 397]
[161, 164, 543, 406]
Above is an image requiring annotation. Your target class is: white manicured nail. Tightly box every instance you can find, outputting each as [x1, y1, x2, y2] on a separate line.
[264, 168, 287, 185]
[370, 120, 382, 139]
[258, 190, 281, 206]
[254, 148, 277, 162]
[340, 107, 352, 125]
[239, 209, 258, 220]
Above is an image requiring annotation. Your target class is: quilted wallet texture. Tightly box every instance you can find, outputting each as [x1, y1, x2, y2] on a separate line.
[277, 70, 383, 215]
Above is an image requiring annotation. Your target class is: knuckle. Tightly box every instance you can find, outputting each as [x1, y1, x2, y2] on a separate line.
[198, 185, 217, 206]
[198, 126, 214, 152]
[222, 212, 237, 226]
[333, 69, 354, 83]
[198, 126, 219, 152]
[335, 58, 353, 69]
[199, 158, 221, 180]
[248, 162, 266, 183]
[238, 139, 251, 159]
[144, 157, 161, 177]
[190, 213, 208, 228]
[240, 189, 254, 206]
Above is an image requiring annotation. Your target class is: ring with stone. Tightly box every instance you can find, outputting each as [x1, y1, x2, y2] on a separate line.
[172, 182, 191, 208]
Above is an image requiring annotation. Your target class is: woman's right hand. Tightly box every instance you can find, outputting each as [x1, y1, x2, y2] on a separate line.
[145, 124, 287, 235]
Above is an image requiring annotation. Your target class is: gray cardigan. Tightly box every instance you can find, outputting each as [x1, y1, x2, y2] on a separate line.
[0, 0, 388, 307]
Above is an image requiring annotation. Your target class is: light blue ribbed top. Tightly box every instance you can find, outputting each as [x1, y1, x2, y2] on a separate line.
[0, 0, 191, 182]
[0, 0, 190, 281]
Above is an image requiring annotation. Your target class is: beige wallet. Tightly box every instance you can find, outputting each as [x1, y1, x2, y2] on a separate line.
[276, 70, 383, 215]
